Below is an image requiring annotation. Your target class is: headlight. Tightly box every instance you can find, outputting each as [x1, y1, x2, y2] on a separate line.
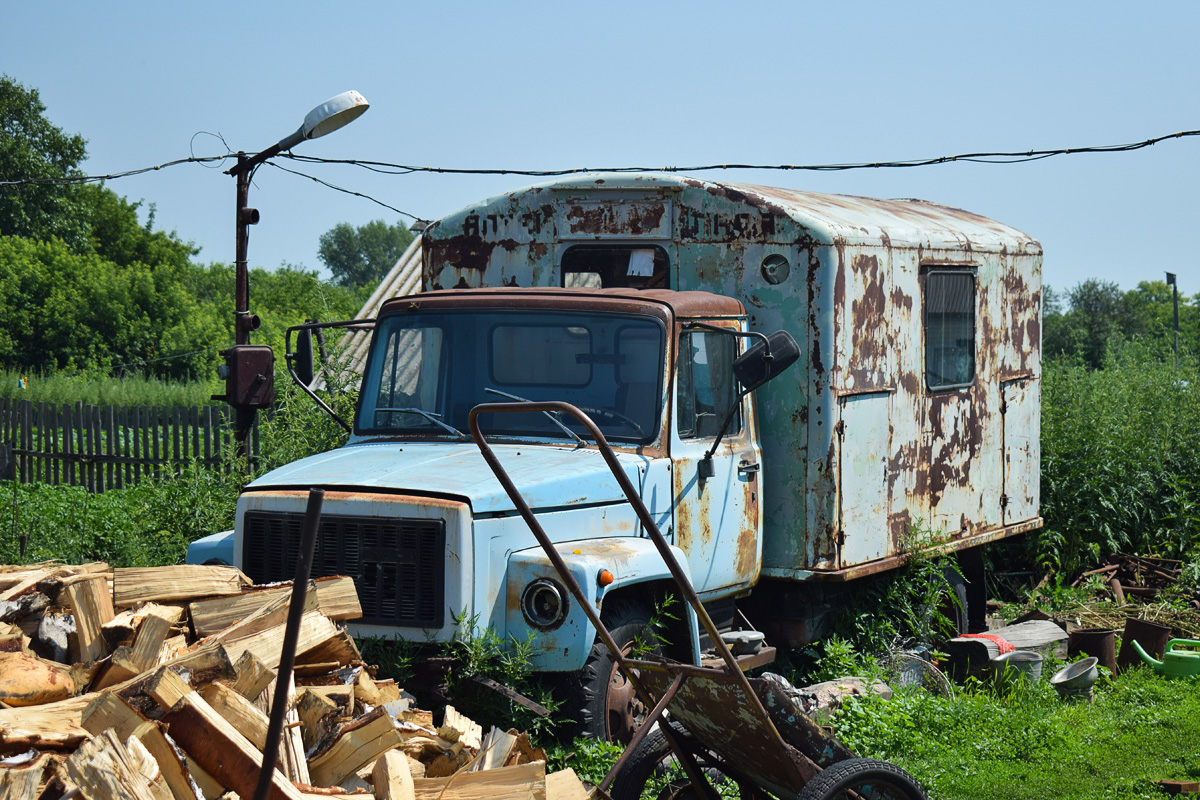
[520, 578, 569, 630]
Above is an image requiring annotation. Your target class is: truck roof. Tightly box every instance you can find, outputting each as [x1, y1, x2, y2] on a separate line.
[379, 286, 745, 319]
[432, 172, 1040, 253]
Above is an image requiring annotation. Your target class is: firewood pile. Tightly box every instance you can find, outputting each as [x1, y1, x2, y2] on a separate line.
[1072, 552, 1198, 607]
[0, 562, 595, 800]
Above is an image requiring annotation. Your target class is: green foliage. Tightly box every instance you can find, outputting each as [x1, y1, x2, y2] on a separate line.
[831, 670, 1200, 800]
[0, 368, 217, 406]
[0, 76, 89, 250]
[318, 219, 414, 288]
[1037, 337, 1200, 575]
[829, 528, 962, 656]
[545, 737, 624, 786]
[1043, 278, 1195, 371]
[0, 459, 245, 567]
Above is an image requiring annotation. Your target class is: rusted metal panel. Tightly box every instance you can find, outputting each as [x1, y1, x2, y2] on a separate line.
[638, 670, 810, 797]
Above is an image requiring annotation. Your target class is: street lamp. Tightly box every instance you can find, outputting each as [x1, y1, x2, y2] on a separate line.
[216, 91, 370, 459]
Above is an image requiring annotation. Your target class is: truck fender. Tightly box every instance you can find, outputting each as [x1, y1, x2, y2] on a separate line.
[505, 538, 701, 673]
[186, 530, 234, 566]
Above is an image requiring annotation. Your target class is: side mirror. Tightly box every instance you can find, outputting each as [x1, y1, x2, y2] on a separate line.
[293, 328, 315, 386]
[733, 330, 800, 392]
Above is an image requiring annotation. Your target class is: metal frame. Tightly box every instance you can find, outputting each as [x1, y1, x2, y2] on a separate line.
[468, 401, 806, 797]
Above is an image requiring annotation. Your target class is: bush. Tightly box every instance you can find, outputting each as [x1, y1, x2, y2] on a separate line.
[1037, 338, 1200, 575]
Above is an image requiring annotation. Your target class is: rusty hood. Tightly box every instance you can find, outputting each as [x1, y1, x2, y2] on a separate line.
[244, 441, 645, 515]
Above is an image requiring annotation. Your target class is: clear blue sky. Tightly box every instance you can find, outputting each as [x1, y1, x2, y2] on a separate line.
[6, 1, 1197, 298]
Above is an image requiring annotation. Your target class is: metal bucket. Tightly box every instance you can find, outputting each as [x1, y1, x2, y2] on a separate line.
[1069, 628, 1117, 674]
[991, 650, 1044, 685]
[1051, 656, 1099, 701]
[1117, 618, 1172, 673]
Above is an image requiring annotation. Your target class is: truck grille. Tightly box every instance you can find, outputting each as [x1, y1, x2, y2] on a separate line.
[242, 511, 445, 628]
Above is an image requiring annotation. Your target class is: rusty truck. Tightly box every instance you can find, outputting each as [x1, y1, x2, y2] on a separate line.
[188, 173, 1042, 741]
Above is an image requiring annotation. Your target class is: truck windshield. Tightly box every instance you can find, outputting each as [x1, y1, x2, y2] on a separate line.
[357, 309, 666, 444]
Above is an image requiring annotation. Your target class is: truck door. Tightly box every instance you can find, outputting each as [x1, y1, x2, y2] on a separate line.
[837, 392, 892, 566]
[671, 326, 762, 595]
[1001, 376, 1039, 523]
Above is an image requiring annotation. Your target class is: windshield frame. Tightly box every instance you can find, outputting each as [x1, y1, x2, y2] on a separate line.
[352, 301, 671, 449]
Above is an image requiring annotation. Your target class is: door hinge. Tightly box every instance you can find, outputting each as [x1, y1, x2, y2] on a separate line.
[1000, 493, 1009, 508]
[999, 398, 1007, 415]
[834, 420, 845, 438]
[836, 529, 846, 547]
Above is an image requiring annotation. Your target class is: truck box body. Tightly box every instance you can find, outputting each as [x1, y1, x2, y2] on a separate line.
[421, 174, 1043, 578]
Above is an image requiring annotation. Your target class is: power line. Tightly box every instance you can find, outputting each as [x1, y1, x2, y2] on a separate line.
[0, 154, 233, 187]
[0, 127, 1196, 214]
[283, 127, 1200, 177]
[264, 161, 420, 220]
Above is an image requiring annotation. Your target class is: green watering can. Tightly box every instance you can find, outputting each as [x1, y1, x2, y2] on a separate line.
[1131, 638, 1200, 678]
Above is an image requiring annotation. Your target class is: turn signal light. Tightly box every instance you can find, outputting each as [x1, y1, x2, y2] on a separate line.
[597, 569, 615, 587]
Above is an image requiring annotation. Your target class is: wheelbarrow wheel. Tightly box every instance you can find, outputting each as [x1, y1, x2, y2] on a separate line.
[609, 725, 739, 800]
[795, 758, 927, 800]
[567, 597, 657, 743]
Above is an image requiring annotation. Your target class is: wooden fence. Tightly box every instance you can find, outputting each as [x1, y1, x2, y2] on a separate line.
[0, 398, 260, 492]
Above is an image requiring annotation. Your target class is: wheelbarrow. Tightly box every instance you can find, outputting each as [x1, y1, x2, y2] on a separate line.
[470, 402, 927, 799]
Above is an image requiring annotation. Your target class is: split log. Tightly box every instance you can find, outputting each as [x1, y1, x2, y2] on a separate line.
[545, 768, 590, 800]
[65, 728, 158, 800]
[411, 760, 546, 800]
[62, 573, 115, 662]
[470, 726, 517, 772]
[296, 689, 341, 754]
[81, 693, 200, 800]
[189, 576, 362, 637]
[161, 691, 307, 800]
[94, 607, 179, 690]
[0, 649, 76, 706]
[230, 650, 275, 701]
[307, 707, 403, 788]
[198, 681, 270, 751]
[372, 750, 416, 800]
[114, 566, 250, 607]
[0, 751, 49, 800]
[442, 706, 482, 751]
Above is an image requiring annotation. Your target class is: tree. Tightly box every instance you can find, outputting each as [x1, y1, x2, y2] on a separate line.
[0, 75, 89, 250]
[317, 219, 413, 288]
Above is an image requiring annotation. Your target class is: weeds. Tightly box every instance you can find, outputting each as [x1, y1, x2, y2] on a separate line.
[831, 669, 1200, 800]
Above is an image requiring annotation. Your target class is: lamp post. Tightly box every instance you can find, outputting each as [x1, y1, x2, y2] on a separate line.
[1166, 271, 1179, 368]
[217, 91, 370, 463]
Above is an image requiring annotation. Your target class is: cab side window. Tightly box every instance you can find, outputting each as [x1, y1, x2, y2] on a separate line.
[925, 271, 976, 390]
[677, 331, 740, 439]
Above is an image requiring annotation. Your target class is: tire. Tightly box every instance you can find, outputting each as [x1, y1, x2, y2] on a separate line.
[565, 597, 656, 743]
[940, 565, 969, 638]
[796, 758, 927, 800]
[608, 725, 737, 800]
[608, 727, 673, 800]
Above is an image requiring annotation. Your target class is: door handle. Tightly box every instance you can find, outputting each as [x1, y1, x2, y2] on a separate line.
[738, 462, 760, 476]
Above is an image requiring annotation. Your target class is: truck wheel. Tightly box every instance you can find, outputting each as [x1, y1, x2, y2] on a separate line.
[795, 758, 927, 800]
[568, 598, 656, 743]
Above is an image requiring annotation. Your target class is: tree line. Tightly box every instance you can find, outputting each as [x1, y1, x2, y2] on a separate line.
[0, 75, 411, 384]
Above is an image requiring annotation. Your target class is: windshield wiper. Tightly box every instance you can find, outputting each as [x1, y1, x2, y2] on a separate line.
[483, 388, 586, 446]
[374, 407, 467, 439]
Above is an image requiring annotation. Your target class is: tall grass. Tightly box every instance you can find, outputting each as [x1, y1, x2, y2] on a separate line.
[0, 367, 219, 407]
[1037, 338, 1200, 575]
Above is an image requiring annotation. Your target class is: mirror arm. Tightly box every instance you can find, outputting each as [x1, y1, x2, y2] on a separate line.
[700, 386, 752, 479]
[684, 322, 774, 360]
[283, 319, 375, 435]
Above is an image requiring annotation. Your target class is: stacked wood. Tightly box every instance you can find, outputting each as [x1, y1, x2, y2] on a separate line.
[0, 561, 594, 800]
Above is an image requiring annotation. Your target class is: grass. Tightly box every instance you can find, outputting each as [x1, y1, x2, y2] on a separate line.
[831, 667, 1200, 800]
[0, 367, 219, 407]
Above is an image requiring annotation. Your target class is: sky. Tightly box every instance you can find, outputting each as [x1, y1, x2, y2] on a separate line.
[5, 1, 1198, 299]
